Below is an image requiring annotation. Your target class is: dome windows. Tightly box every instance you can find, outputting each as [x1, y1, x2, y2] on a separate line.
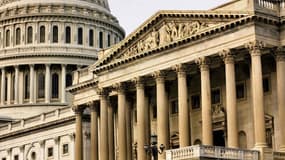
[65, 26, 71, 44]
[5, 30, 10, 47]
[99, 31, 103, 48]
[40, 26, 46, 43]
[77, 27, 83, 45]
[15, 28, 21, 45]
[89, 29, 94, 47]
[52, 26, 59, 43]
[27, 26, 33, 44]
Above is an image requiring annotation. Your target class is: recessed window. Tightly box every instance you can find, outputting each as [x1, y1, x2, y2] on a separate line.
[66, 74, 73, 87]
[40, 26, 45, 43]
[191, 94, 200, 110]
[99, 31, 103, 48]
[89, 29, 94, 47]
[52, 73, 59, 99]
[78, 27, 83, 45]
[236, 83, 245, 99]
[14, 155, 19, 160]
[53, 26, 58, 43]
[2, 158, 6, 160]
[152, 105, 157, 119]
[16, 28, 21, 45]
[65, 26, 71, 44]
[211, 89, 221, 104]
[6, 30, 10, 47]
[38, 73, 45, 99]
[31, 152, 36, 160]
[171, 100, 178, 114]
[107, 34, 111, 47]
[24, 74, 30, 99]
[27, 26, 33, 44]
[48, 147, 53, 157]
[62, 144, 69, 155]
[263, 77, 270, 93]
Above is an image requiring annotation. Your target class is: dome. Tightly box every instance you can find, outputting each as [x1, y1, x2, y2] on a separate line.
[0, 0, 124, 119]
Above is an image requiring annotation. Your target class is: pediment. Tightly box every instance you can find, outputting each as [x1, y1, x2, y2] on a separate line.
[91, 11, 251, 72]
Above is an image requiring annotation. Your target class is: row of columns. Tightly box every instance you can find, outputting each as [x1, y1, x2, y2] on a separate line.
[74, 41, 285, 160]
[0, 64, 67, 105]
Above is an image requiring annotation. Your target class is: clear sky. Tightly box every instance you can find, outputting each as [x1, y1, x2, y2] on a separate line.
[108, 0, 230, 35]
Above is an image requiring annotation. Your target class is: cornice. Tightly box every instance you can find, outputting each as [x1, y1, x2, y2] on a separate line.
[67, 78, 98, 94]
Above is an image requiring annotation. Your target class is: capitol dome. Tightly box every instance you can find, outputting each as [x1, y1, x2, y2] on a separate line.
[0, 0, 125, 119]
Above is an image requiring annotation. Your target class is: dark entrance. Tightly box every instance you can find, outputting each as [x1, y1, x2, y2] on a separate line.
[213, 130, 225, 147]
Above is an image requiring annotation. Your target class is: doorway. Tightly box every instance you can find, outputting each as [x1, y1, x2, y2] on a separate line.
[213, 130, 225, 147]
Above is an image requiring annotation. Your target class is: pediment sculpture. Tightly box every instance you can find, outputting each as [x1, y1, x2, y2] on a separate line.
[118, 21, 209, 59]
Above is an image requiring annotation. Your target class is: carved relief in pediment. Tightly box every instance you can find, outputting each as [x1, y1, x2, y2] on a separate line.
[118, 21, 210, 59]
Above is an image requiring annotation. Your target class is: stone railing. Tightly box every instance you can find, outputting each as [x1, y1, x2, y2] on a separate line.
[274, 152, 285, 160]
[0, 107, 73, 135]
[255, 0, 285, 10]
[166, 145, 259, 160]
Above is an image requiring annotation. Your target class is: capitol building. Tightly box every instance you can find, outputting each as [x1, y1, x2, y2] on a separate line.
[1, 0, 285, 160]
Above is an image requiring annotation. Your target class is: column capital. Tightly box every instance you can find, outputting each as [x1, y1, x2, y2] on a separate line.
[112, 82, 127, 94]
[14, 65, 19, 69]
[29, 64, 34, 68]
[152, 70, 167, 84]
[132, 76, 145, 88]
[61, 64, 67, 68]
[45, 64, 51, 67]
[96, 87, 109, 97]
[72, 105, 85, 114]
[245, 40, 265, 56]
[88, 101, 98, 112]
[275, 47, 285, 61]
[219, 49, 235, 64]
[172, 64, 187, 73]
[195, 57, 210, 71]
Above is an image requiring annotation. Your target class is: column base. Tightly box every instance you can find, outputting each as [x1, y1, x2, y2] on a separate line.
[253, 145, 273, 160]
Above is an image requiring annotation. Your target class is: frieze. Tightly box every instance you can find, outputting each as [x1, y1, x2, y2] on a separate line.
[117, 21, 212, 59]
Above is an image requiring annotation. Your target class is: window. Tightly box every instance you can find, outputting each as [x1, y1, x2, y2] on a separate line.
[16, 28, 21, 45]
[78, 27, 83, 45]
[171, 100, 178, 114]
[65, 26, 71, 44]
[38, 73, 45, 99]
[63, 144, 69, 155]
[4, 77, 7, 101]
[11, 75, 15, 101]
[48, 147, 53, 157]
[89, 29, 94, 46]
[263, 77, 270, 93]
[27, 26, 33, 44]
[6, 30, 10, 47]
[66, 74, 73, 87]
[2, 158, 6, 160]
[236, 83, 245, 99]
[52, 73, 59, 98]
[191, 94, 200, 109]
[107, 34, 111, 47]
[99, 31, 103, 48]
[152, 105, 157, 119]
[40, 26, 45, 43]
[14, 155, 19, 160]
[53, 26, 58, 43]
[24, 74, 30, 99]
[31, 152, 36, 160]
[239, 131, 247, 149]
[211, 89, 221, 104]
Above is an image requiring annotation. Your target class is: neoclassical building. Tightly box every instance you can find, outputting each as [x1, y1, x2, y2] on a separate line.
[69, 0, 285, 160]
[0, 0, 124, 159]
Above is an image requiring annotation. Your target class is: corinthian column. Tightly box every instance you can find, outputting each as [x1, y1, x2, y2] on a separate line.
[220, 50, 238, 148]
[61, 64, 66, 103]
[173, 64, 190, 147]
[153, 71, 169, 160]
[74, 106, 85, 160]
[196, 57, 213, 145]
[29, 64, 35, 104]
[14, 66, 19, 104]
[134, 77, 147, 160]
[45, 64, 51, 103]
[1, 68, 5, 105]
[114, 83, 127, 160]
[245, 40, 267, 148]
[276, 47, 285, 152]
[90, 101, 99, 160]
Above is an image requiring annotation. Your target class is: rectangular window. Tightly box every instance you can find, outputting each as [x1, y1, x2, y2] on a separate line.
[263, 77, 270, 93]
[236, 83, 245, 99]
[211, 89, 221, 104]
[99, 31, 103, 48]
[62, 144, 69, 155]
[78, 28, 83, 45]
[48, 147, 53, 157]
[152, 105, 157, 119]
[191, 94, 200, 110]
[14, 155, 19, 160]
[89, 29, 94, 47]
[171, 100, 178, 114]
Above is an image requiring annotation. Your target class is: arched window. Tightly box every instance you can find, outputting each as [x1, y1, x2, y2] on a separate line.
[27, 26, 33, 44]
[65, 26, 71, 44]
[24, 74, 30, 99]
[66, 74, 73, 87]
[99, 31, 103, 48]
[89, 29, 94, 47]
[38, 73, 45, 99]
[194, 139, 202, 145]
[40, 26, 45, 43]
[6, 30, 10, 47]
[239, 131, 247, 149]
[78, 27, 83, 45]
[107, 34, 111, 47]
[52, 73, 59, 98]
[53, 26, 58, 43]
[16, 28, 21, 45]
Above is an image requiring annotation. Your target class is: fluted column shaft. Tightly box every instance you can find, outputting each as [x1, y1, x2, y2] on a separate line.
[29, 64, 35, 103]
[1, 68, 5, 105]
[45, 64, 51, 103]
[100, 94, 109, 160]
[74, 107, 84, 160]
[90, 102, 99, 160]
[61, 64, 66, 103]
[176, 65, 190, 147]
[197, 58, 213, 145]
[14, 66, 19, 104]
[108, 101, 114, 160]
[117, 85, 127, 160]
[6, 73, 11, 105]
[222, 52, 238, 148]
[247, 42, 267, 148]
[276, 49, 285, 151]
[155, 72, 169, 160]
[136, 79, 147, 160]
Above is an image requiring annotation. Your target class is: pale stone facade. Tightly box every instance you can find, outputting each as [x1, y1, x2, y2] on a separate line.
[69, 0, 285, 160]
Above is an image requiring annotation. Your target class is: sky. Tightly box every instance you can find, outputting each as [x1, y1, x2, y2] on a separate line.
[108, 0, 230, 35]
